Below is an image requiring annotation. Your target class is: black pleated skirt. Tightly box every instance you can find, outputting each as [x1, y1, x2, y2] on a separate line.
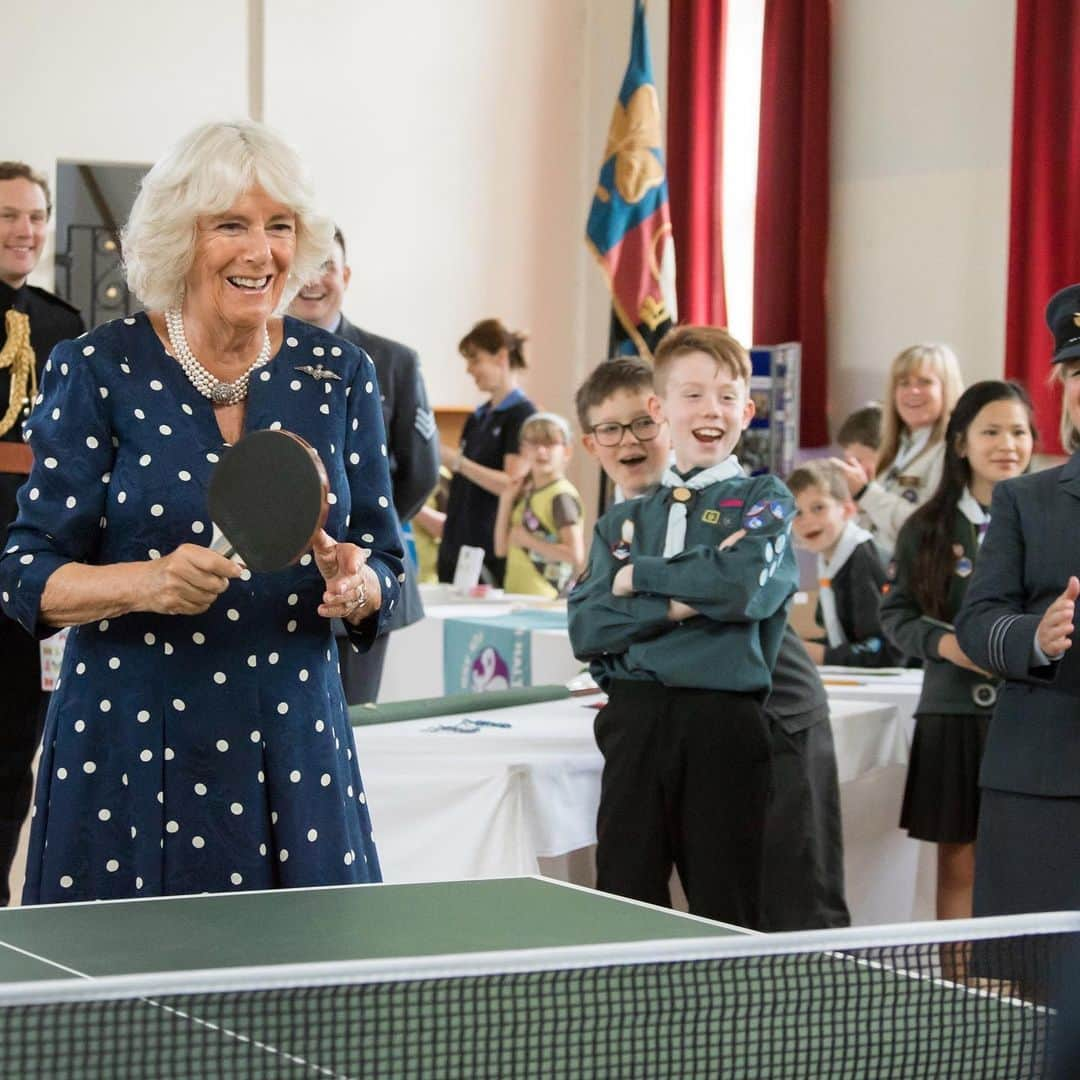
[899, 712, 990, 843]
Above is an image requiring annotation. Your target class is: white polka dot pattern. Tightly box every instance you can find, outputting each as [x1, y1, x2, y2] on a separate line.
[1, 318, 389, 904]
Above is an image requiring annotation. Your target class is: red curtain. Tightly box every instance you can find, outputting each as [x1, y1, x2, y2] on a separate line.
[752, 0, 831, 447]
[667, 0, 727, 326]
[1005, 0, 1080, 455]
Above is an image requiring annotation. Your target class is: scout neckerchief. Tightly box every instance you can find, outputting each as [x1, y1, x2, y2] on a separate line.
[818, 519, 874, 647]
[885, 426, 933, 482]
[957, 487, 990, 548]
[659, 456, 742, 557]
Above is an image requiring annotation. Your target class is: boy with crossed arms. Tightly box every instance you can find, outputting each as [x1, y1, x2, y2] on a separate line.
[573, 354, 849, 930]
[569, 327, 798, 927]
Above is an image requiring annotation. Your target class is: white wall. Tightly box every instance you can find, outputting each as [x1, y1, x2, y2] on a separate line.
[266, 0, 582, 415]
[5, 0, 249, 287]
[266, 0, 665, 511]
[828, 0, 1016, 436]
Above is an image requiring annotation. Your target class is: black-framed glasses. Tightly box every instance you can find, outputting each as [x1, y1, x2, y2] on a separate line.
[588, 416, 661, 446]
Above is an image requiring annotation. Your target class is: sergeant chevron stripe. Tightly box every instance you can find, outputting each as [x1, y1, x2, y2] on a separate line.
[414, 408, 436, 441]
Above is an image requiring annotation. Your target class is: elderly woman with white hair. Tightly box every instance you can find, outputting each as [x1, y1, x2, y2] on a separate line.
[0, 120, 402, 904]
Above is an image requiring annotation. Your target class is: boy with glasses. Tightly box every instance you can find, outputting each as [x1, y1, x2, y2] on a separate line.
[572, 352, 849, 930]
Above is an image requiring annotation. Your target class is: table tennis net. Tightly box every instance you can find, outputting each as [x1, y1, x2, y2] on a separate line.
[1, 911, 1077, 1079]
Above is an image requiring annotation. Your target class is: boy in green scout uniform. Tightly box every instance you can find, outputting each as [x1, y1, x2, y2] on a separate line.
[574, 355, 849, 930]
[568, 327, 798, 928]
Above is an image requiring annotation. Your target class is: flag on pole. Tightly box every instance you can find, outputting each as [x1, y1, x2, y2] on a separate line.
[586, 0, 678, 360]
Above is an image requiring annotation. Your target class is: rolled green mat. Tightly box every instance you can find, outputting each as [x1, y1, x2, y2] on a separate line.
[349, 684, 571, 726]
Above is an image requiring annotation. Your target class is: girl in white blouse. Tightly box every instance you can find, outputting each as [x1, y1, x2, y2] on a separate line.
[832, 344, 964, 558]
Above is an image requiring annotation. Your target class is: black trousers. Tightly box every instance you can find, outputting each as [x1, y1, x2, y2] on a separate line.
[761, 711, 850, 930]
[336, 633, 390, 706]
[594, 680, 772, 928]
[0, 614, 45, 907]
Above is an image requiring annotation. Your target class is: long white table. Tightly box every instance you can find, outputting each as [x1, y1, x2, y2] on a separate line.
[354, 693, 933, 926]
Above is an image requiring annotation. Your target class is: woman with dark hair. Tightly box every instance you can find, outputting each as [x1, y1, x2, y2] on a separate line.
[882, 381, 1035, 928]
[437, 318, 536, 585]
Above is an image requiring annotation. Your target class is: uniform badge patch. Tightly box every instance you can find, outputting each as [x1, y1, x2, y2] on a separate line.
[901, 488, 919, 503]
[702, 509, 721, 525]
[954, 556, 973, 578]
[743, 501, 766, 530]
[610, 518, 634, 560]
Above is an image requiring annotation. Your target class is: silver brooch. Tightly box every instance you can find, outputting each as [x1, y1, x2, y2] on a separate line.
[295, 364, 342, 382]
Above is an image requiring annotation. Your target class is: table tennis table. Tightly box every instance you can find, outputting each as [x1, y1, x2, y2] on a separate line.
[0, 877, 1070, 1078]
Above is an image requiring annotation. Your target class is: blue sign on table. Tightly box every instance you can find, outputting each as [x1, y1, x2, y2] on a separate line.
[443, 618, 529, 694]
[442, 610, 569, 695]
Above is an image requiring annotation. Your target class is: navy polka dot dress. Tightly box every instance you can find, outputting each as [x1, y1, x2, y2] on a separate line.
[0, 314, 403, 904]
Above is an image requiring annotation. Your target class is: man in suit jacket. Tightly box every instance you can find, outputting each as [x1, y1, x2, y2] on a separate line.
[289, 226, 439, 702]
[0, 162, 84, 904]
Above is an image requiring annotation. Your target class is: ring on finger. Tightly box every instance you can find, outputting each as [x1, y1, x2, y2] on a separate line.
[342, 579, 367, 616]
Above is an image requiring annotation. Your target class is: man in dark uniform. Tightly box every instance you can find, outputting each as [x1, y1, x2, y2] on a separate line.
[289, 226, 438, 702]
[0, 162, 84, 905]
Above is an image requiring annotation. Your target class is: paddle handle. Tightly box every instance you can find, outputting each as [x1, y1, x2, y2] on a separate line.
[209, 524, 238, 562]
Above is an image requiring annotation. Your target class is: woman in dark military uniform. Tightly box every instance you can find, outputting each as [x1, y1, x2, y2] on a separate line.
[883, 381, 1035, 928]
[957, 284, 1080, 918]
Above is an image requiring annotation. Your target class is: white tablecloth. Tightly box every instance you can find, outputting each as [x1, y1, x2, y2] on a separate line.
[379, 598, 582, 703]
[817, 667, 923, 735]
[354, 693, 933, 926]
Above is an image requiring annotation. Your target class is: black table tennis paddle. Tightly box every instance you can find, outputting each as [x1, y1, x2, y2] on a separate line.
[207, 429, 329, 572]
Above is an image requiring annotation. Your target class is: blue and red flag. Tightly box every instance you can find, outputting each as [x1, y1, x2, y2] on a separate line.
[586, 0, 678, 360]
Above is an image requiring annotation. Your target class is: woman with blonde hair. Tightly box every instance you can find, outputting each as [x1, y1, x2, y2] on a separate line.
[832, 343, 964, 557]
[0, 120, 403, 904]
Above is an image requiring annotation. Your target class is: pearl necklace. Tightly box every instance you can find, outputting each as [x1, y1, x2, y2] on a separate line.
[164, 308, 271, 405]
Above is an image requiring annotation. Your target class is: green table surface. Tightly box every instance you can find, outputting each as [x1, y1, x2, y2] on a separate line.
[0, 877, 733, 984]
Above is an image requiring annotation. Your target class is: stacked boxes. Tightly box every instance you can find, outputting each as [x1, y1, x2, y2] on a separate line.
[742, 342, 801, 477]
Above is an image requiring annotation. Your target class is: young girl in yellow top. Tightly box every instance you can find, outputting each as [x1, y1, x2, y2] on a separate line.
[495, 413, 585, 597]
